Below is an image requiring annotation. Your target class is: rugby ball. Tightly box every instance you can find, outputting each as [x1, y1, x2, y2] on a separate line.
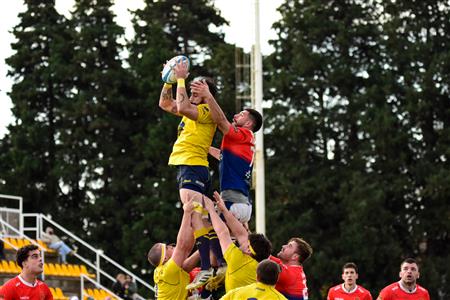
[161, 55, 190, 84]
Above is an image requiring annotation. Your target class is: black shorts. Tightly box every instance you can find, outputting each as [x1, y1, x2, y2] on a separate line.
[176, 165, 211, 194]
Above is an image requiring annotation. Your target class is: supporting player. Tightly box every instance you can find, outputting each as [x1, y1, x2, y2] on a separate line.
[147, 199, 200, 300]
[158, 60, 224, 294]
[203, 192, 272, 293]
[377, 258, 430, 300]
[221, 259, 287, 299]
[269, 237, 313, 300]
[327, 262, 372, 300]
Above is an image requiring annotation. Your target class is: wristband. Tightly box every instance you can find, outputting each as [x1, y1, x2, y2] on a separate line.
[163, 83, 172, 89]
[177, 78, 185, 88]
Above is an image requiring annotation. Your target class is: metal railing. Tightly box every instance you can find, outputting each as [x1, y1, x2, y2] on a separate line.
[0, 218, 47, 279]
[0, 193, 155, 298]
[23, 213, 155, 296]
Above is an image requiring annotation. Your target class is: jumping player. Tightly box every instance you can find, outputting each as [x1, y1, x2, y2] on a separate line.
[158, 60, 223, 292]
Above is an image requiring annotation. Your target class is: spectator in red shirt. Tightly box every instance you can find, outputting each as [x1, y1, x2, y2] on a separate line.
[327, 262, 372, 300]
[377, 258, 430, 300]
[269, 237, 313, 300]
[0, 244, 53, 300]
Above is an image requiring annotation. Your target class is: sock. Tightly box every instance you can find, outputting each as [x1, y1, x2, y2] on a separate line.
[201, 288, 211, 299]
[195, 228, 211, 270]
[208, 228, 225, 266]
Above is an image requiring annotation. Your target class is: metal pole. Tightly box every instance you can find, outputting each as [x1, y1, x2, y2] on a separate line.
[253, 0, 265, 234]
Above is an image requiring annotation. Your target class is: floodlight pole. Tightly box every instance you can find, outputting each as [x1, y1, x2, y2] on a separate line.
[253, 0, 265, 235]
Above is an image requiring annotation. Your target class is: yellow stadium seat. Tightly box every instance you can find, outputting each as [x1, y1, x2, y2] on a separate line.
[46, 263, 57, 276]
[55, 287, 67, 300]
[72, 264, 82, 276]
[93, 289, 103, 300]
[9, 261, 20, 273]
[60, 264, 70, 277]
[3, 238, 13, 250]
[80, 265, 95, 278]
[1, 260, 10, 273]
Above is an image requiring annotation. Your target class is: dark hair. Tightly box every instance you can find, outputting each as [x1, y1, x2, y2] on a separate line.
[289, 237, 313, 264]
[16, 244, 39, 268]
[249, 233, 272, 262]
[257, 259, 281, 285]
[343, 262, 358, 273]
[147, 243, 163, 267]
[401, 258, 418, 269]
[191, 76, 217, 97]
[244, 108, 263, 132]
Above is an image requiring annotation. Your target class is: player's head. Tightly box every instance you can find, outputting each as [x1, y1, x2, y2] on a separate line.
[278, 237, 312, 264]
[16, 244, 43, 275]
[246, 233, 272, 262]
[342, 262, 359, 287]
[147, 243, 175, 267]
[233, 108, 263, 132]
[399, 258, 420, 285]
[189, 76, 217, 105]
[256, 259, 281, 285]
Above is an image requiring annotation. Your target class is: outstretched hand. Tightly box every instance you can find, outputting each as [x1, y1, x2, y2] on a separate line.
[173, 60, 189, 79]
[183, 198, 195, 213]
[202, 195, 216, 213]
[213, 191, 226, 212]
[190, 80, 212, 99]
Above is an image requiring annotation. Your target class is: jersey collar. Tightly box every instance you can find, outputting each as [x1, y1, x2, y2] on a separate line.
[341, 283, 358, 293]
[18, 275, 38, 287]
[398, 281, 417, 293]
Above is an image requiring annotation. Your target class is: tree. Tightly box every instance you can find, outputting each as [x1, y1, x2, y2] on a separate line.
[264, 0, 449, 298]
[0, 0, 74, 214]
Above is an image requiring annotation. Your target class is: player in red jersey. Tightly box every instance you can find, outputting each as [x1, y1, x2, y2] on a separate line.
[269, 237, 313, 300]
[0, 244, 53, 300]
[377, 258, 430, 300]
[327, 262, 372, 300]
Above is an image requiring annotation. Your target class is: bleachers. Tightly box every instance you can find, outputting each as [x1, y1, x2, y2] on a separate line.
[1, 237, 99, 298]
[83, 288, 117, 300]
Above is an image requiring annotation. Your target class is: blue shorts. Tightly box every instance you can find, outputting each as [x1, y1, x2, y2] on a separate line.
[176, 165, 211, 194]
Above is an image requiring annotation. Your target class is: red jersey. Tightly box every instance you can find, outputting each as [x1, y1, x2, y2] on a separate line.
[270, 255, 308, 300]
[0, 276, 53, 300]
[377, 282, 430, 300]
[327, 284, 372, 300]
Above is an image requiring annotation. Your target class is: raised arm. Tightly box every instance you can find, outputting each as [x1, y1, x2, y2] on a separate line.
[213, 191, 249, 246]
[171, 199, 195, 267]
[203, 196, 233, 253]
[173, 61, 198, 120]
[190, 80, 231, 133]
[158, 83, 178, 115]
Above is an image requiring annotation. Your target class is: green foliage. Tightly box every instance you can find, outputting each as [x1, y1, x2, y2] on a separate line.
[266, 0, 449, 298]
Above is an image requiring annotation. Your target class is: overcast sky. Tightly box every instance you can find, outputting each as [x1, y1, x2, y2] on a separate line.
[0, 0, 282, 138]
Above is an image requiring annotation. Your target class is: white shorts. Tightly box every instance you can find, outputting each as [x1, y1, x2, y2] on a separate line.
[227, 202, 252, 224]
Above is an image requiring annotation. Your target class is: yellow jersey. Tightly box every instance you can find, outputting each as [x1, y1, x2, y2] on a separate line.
[224, 243, 258, 292]
[169, 104, 216, 167]
[221, 282, 288, 300]
[153, 258, 189, 300]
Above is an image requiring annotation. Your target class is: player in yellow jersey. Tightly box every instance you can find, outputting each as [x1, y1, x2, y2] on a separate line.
[147, 199, 199, 300]
[158, 60, 225, 297]
[203, 192, 272, 293]
[221, 259, 287, 300]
